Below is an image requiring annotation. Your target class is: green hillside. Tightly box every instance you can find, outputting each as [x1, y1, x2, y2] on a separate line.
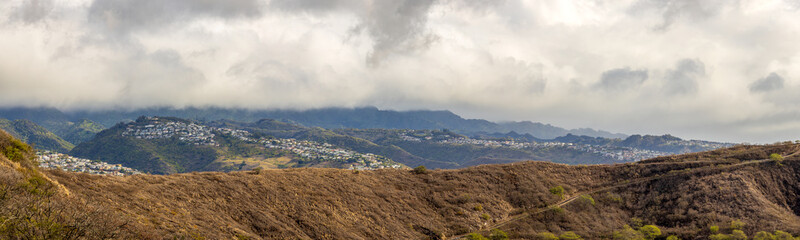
[0, 118, 74, 152]
[70, 117, 406, 174]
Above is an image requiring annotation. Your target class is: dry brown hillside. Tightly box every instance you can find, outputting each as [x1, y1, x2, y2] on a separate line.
[3, 129, 800, 239]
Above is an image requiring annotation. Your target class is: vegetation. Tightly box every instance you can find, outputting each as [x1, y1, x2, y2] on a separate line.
[4, 129, 800, 239]
[550, 186, 565, 199]
[413, 165, 428, 174]
[559, 231, 582, 240]
[0, 119, 74, 152]
[639, 225, 661, 240]
[770, 153, 784, 165]
[536, 232, 559, 240]
[466, 233, 489, 240]
[489, 229, 508, 240]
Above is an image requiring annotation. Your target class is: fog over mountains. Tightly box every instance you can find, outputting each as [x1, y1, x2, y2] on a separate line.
[0, 106, 627, 140]
[3, 1, 800, 143]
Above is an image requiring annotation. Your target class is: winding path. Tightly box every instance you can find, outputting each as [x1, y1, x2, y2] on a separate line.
[449, 150, 798, 239]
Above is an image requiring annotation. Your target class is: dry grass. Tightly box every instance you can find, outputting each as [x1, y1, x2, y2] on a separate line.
[4, 129, 800, 239]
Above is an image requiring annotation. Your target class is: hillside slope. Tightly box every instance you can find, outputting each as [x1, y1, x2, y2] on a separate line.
[5, 128, 800, 239]
[0, 118, 74, 152]
[50, 143, 800, 239]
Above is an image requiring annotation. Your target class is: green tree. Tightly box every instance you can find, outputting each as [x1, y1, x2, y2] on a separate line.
[731, 230, 747, 240]
[536, 232, 559, 240]
[489, 229, 509, 240]
[550, 186, 565, 199]
[710, 225, 720, 234]
[639, 225, 661, 240]
[753, 231, 775, 240]
[666, 236, 681, 240]
[560, 231, 583, 240]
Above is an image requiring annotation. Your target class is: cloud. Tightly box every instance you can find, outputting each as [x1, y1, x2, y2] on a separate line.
[749, 72, 785, 92]
[3, 0, 800, 143]
[630, 0, 722, 31]
[662, 59, 705, 95]
[269, 0, 438, 66]
[595, 67, 648, 91]
[11, 0, 53, 24]
[87, 0, 263, 35]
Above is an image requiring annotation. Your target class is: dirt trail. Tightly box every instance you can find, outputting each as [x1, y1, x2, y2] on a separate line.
[449, 156, 789, 239]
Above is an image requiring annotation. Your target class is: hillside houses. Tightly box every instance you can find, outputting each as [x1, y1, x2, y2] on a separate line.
[37, 151, 142, 176]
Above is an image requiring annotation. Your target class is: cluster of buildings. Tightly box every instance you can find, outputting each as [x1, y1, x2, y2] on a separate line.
[122, 117, 217, 145]
[563, 144, 670, 162]
[439, 137, 530, 149]
[261, 138, 403, 170]
[36, 151, 142, 176]
[399, 132, 674, 162]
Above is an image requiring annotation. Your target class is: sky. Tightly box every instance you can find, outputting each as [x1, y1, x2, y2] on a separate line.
[1, 0, 800, 143]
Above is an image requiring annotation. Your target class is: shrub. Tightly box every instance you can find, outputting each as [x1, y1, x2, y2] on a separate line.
[770, 153, 784, 165]
[612, 225, 643, 240]
[549, 186, 565, 199]
[466, 233, 489, 240]
[666, 235, 681, 240]
[480, 213, 491, 221]
[489, 229, 509, 240]
[630, 218, 644, 229]
[559, 231, 582, 240]
[549, 206, 564, 214]
[580, 194, 595, 206]
[474, 204, 483, 211]
[639, 225, 661, 240]
[775, 231, 794, 240]
[710, 225, 720, 234]
[753, 231, 774, 240]
[731, 230, 747, 240]
[730, 220, 745, 230]
[536, 232, 559, 240]
[412, 165, 428, 174]
[709, 234, 732, 240]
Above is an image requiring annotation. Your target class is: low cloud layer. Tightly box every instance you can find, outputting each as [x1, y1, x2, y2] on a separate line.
[1, 0, 800, 143]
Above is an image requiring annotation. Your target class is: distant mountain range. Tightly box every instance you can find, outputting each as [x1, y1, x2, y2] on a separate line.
[0, 106, 626, 141]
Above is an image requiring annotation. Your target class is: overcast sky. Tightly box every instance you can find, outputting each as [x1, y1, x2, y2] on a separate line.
[1, 0, 800, 143]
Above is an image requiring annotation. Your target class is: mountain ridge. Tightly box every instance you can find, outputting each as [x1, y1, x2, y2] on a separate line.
[0, 106, 627, 141]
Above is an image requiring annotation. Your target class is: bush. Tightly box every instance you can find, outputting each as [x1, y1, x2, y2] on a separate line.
[612, 225, 643, 240]
[666, 235, 680, 240]
[731, 230, 747, 240]
[775, 231, 794, 240]
[559, 231, 582, 240]
[710, 225, 720, 234]
[480, 213, 491, 221]
[580, 194, 595, 206]
[730, 220, 745, 230]
[639, 225, 661, 240]
[770, 153, 784, 165]
[549, 186, 565, 199]
[489, 229, 509, 240]
[753, 231, 774, 240]
[412, 165, 428, 174]
[466, 233, 489, 240]
[536, 232, 559, 240]
[474, 204, 483, 211]
[710, 234, 732, 240]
